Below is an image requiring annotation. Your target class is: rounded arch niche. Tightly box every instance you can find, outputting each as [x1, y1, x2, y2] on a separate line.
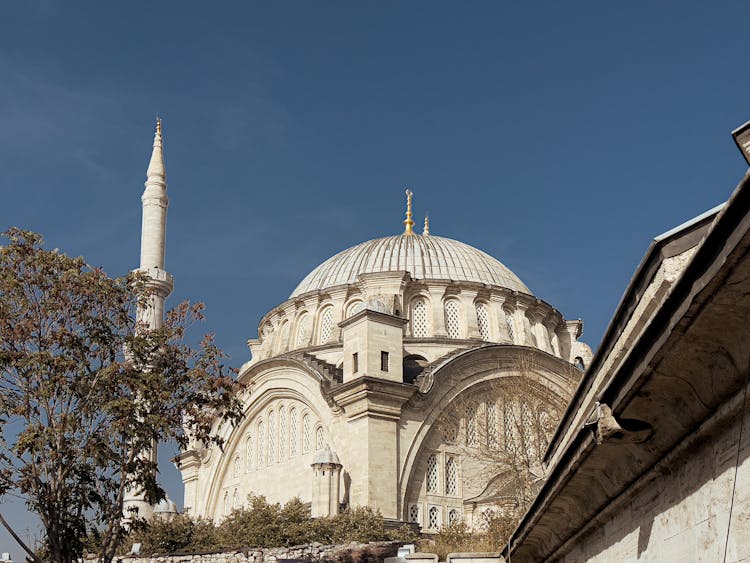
[399, 346, 578, 524]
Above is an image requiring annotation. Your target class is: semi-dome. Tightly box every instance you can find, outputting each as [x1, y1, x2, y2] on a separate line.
[291, 234, 531, 298]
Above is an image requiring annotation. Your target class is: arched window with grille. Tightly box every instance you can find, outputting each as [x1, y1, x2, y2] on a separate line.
[476, 302, 490, 341]
[246, 434, 253, 472]
[448, 509, 460, 525]
[296, 313, 309, 348]
[442, 421, 458, 444]
[444, 300, 461, 339]
[445, 457, 458, 496]
[278, 406, 287, 461]
[302, 414, 312, 453]
[232, 489, 239, 510]
[486, 401, 499, 449]
[521, 401, 535, 459]
[504, 404, 518, 454]
[257, 420, 265, 468]
[315, 426, 325, 451]
[232, 455, 241, 478]
[223, 491, 229, 516]
[267, 410, 276, 465]
[318, 307, 334, 344]
[466, 404, 478, 446]
[428, 506, 440, 530]
[504, 309, 516, 343]
[409, 503, 421, 524]
[411, 298, 429, 337]
[289, 408, 298, 456]
[426, 454, 439, 493]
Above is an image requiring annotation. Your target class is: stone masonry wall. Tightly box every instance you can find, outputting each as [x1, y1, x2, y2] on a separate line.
[109, 540, 401, 563]
[558, 387, 750, 562]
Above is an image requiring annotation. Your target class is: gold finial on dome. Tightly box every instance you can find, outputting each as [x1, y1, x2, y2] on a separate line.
[423, 214, 430, 236]
[403, 189, 415, 235]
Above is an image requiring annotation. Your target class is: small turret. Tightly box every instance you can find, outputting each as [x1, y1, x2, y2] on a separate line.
[311, 446, 343, 517]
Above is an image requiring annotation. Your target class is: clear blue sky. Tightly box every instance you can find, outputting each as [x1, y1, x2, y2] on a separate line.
[1, 1, 749, 557]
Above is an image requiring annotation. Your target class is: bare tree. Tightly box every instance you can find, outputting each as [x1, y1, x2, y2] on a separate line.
[435, 351, 577, 533]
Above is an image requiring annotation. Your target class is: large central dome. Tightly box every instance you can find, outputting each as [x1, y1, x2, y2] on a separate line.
[290, 234, 531, 297]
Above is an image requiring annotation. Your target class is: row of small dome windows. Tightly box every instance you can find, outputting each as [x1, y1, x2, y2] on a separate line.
[229, 407, 326, 478]
[266, 299, 533, 353]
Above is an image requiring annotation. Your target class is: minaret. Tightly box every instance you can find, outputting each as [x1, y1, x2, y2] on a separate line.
[137, 117, 174, 328]
[123, 119, 174, 522]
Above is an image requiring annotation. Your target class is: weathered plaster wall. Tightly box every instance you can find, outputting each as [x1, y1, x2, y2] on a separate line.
[557, 386, 749, 562]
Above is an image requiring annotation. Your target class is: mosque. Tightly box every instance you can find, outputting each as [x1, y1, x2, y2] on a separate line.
[127, 120, 592, 528]
[130, 119, 750, 560]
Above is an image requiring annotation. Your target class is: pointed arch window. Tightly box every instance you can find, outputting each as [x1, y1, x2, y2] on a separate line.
[466, 404, 478, 447]
[426, 454, 439, 493]
[476, 302, 490, 341]
[267, 411, 276, 465]
[411, 298, 429, 337]
[521, 401, 535, 459]
[444, 300, 461, 339]
[257, 420, 265, 468]
[296, 313, 309, 348]
[232, 455, 241, 478]
[315, 426, 325, 451]
[278, 407, 287, 461]
[409, 503, 421, 524]
[445, 457, 458, 496]
[504, 404, 518, 455]
[289, 408, 298, 457]
[232, 489, 240, 510]
[318, 307, 334, 344]
[302, 414, 312, 453]
[246, 434, 253, 472]
[428, 506, 440, 529]
[448, 509, 460, 525]
[223, 491, 229, 516]
[486, 401, 499, 449]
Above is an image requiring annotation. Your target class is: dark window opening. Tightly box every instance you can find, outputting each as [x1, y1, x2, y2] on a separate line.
[381, 351, 389, 372]
[403, 354, 429, 384]
[353, 352, 359, 373]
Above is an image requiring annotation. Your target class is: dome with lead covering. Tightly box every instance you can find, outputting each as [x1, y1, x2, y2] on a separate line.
[290, 234, 531, 298]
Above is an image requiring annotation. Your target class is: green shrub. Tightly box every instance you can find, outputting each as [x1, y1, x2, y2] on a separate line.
[115, 496, 417, 555]
[423, 512, 518, 560]
[119, 514, 219, 555]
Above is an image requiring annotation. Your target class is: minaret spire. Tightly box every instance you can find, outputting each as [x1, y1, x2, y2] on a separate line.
[403, 189, 414, 235]
[140, 117, 169, 272]
[125, 119, 174, 523]
[146, 117, 165, 181]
